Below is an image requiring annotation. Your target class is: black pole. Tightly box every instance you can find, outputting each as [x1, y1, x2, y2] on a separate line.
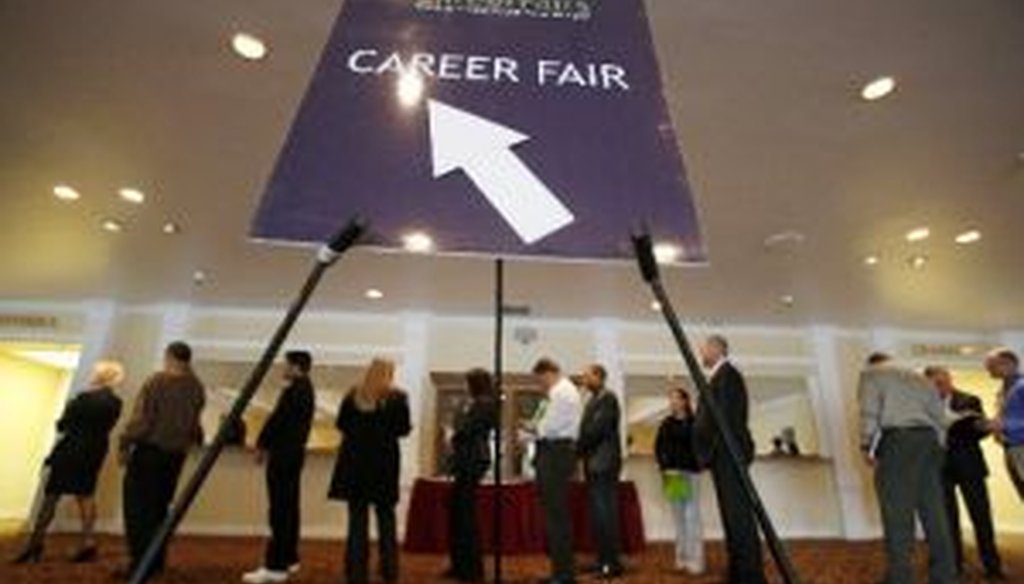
[630, 232, 802, 584]
[491, 257, 505, 584]
[127, 218, 367, 584]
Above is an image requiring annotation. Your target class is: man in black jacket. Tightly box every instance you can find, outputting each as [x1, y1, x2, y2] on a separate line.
[694, 335, 765, 584]
[243, 351, 316, 584]
[925, 366, 1005, 580]
[577, 364, 624, 579]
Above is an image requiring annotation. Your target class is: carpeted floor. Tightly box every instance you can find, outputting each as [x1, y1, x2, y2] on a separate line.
[0, 534, 1019, 583]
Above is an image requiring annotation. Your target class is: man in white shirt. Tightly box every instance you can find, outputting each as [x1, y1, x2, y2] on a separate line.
[532, 357, 582, 584]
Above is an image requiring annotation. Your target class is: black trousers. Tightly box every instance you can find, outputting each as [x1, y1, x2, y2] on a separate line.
[586, 472, 622, 569]
[709, 454, 765, 584]
[535, 439, 576, 581]
[943, 473, 1002, 575]
[345, 500, 398, 584]
[122, 443, 186, 582]
[448, 475, 483, 581]
[264, 453, 305, 571]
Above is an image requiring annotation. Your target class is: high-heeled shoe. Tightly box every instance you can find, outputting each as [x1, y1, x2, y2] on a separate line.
[11, 543, 44, 565]
[70, 546, 98, 564]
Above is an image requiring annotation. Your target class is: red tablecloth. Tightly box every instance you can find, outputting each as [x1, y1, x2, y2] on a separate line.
[403, 478, 646, 555]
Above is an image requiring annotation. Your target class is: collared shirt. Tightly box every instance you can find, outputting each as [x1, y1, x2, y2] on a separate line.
[1000, 374, 1024, 446]
[537, 377, 582, 441]
[858, 363, 948, 452]
[707, 357, 729, 380]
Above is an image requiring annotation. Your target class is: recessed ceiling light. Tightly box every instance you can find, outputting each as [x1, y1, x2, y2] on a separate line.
[650, 300, 662, 312]
[905, 227, 930, 242]
[118, 187, 145, 204]
[162, 221, 181, 235]
[861, 76, 896, 101]
[397, 73, 425, 108]
[365, 288, 384, 300]
[908, 254, 928, 270]
[231, 32, 268, 61]
[193, 270, 208, 285]
[53, 184, 80, 201]
[954, 229, 981, 245]
[864, 255, 880, 266]
[653, 242, 682, 265]
[763, 231, 806, 249]
[100, 218, 124, 233]
[780, 294, 796, 307]
[402, 231, 434, 254]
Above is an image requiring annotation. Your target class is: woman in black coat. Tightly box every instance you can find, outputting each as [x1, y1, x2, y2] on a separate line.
[12, 361, 124, 564]
[329, 358, 411, 584]
[444, 368, 496, 583]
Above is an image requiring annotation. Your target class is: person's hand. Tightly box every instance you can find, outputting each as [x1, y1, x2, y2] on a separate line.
[118, 448, 130, 467]
[862, 452, 876, 469]
[255, 450, 266, 465]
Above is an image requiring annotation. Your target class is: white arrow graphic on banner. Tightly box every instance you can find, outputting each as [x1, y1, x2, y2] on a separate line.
[427, 99, 575, 245]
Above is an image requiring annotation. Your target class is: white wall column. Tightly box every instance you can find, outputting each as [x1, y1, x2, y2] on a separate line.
[397, 312, 430, 482]
[68, 300, 117, 393]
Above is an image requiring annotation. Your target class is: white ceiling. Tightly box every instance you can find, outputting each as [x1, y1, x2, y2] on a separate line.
[1, 0, 1022, 328]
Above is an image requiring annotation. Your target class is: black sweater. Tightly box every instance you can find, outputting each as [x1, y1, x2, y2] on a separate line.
[655, 415, 701, 473]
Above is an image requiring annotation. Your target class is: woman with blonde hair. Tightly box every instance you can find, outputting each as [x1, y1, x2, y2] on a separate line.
[329, 358, 411, 584]
[12, 360, 125, 564]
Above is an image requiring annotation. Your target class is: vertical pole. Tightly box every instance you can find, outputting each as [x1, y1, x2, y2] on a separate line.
[492, 257, 505, 584]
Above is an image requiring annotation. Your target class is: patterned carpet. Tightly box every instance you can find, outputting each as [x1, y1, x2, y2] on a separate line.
[0, 534, 1019, 583]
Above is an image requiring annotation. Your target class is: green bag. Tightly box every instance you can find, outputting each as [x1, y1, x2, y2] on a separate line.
[663, 471, 692, 502]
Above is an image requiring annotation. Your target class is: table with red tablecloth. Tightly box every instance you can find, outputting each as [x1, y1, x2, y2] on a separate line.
[403, 478, 646, 555]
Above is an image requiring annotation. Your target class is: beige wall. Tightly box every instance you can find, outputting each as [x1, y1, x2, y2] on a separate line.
[2, 301, 1023, 541]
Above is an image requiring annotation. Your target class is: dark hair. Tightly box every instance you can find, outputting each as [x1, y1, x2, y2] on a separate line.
[166, 341, 192, 364]
[994, 349, 1020, 367]
[669, 386, 694, 417]
[866, 352, 892, 366]
[532, 357, 561, 376]
[286, 350, 313, 374]
[923, 365, 948, 379]
[588, 363, 608, 385]
[707, 334, 729, 355]
[465, 368, 495, 399]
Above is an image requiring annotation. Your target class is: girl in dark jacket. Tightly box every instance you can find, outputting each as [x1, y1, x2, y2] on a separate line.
[329, 358, 411, 584]
[654, 386, 705, 575]
[12, 361, 124, 564]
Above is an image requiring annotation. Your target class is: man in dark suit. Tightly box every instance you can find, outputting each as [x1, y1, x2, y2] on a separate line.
[243, 351, 316, 584]
[925, 366, 1005, 580]
[577, 364, 624, 579]
[694, 335, 765, 584]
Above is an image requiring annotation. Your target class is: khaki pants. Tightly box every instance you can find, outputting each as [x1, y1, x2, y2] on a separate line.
[1005, 445, 1024, 501]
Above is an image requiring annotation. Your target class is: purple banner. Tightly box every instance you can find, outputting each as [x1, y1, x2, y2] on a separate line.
[251, 0, 704, 262]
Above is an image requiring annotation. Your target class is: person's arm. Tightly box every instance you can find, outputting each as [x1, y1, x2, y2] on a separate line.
[389, 392, 413, 438]
[858, 371, 882, 457]
[654, 420, 670, 470]
[120, 377, 158, 455]
[257, 385, 292, 451]
[577, 397, 611, 454]
[335, 395, 354, 434]
[1002, 386, 1024, 443]
[191, 386, 206, 446]
[55, 395, 80, 433]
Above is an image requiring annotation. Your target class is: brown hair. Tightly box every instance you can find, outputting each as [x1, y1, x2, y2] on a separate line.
[353, 358, 396, 411]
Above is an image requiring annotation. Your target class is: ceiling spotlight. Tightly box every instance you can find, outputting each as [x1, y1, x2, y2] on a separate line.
[231, 32, 268, 61]
[763, 230, 806, 249]
[908, 254, 928, 270]
[193, 270, 208, 285]
[905, 227, 930, 242]
[118, 187, 145, 204]
[396, 72, 425, 108]
[53, 184, 81, 201]
[365, 288, 385, 300]
[653, 242, 682, 265]
[162, 222, 181, 235]
[100, 218, 124, 233]
[402, 231, 434, 254]
[861, 76, 896, 101]
[864, 255, 880, 266]
[780, 294, 796, 308]
[650, 301, 662, 312]
[954, 229, 981, 245]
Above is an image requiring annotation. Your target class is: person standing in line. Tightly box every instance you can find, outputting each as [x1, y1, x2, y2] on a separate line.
[985, 348, 1024, 501]
[243, 351, 317, 584]
[858, 352, 956, 584]
[444, 368, 497, 583]
[654, 386, 705, 576]
[577, 363, 624, 579]
[119, 341, 206, 582]
[693, 335, 765, 584]
[11, 361, 124, 565]
[328, 358, 411, 584]
[924, 365, 1005, 580]
[531, 357, 583, 584]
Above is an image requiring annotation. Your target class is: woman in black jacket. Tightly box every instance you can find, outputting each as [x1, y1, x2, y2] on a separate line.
[12, 360, 124, 564]
[444, 368, 496, 583]
[654, 386, 705, 575]
[329, 358, 412, 584]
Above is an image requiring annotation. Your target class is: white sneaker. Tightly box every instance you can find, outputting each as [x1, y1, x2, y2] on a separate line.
[241, 567, 289, 583]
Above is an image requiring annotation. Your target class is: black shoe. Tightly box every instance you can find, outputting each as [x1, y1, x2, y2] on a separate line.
[536, 578, 576, 584]
[984, 571, 1008, 582]
[11, 543, 44, 565]
[71, 546, 99, 564]
[597, 564, 625, 579]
